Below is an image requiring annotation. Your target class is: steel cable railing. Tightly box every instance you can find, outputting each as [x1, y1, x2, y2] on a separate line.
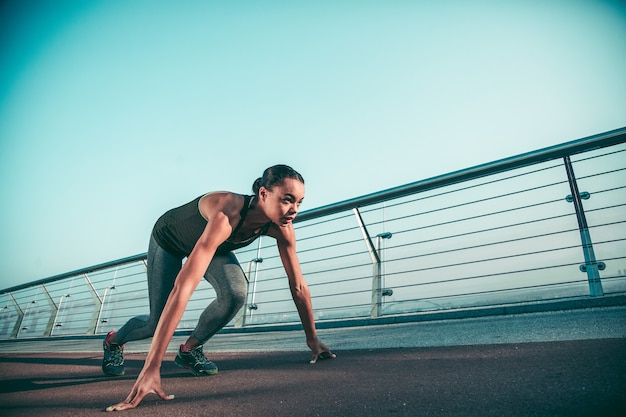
[1, 127, 625, 338]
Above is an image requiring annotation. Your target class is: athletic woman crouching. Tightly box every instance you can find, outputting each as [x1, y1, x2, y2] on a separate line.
[103, 164, 335, 412]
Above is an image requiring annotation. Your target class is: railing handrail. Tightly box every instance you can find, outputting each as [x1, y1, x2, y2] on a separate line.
[1, 254, 148, 295]
[295, 126, 626, 222]
[2, 126, 625, 295]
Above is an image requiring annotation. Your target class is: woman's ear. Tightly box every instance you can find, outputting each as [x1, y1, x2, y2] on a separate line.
[259, 186, 268, 201]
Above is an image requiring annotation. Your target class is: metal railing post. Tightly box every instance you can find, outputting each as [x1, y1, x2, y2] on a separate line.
[16, 300, 36, 338]
[563, 156, 604, 296]
[234, 238, 263, 328]
[83, 273, 104, 334]
[248, 237, 263, 314]
[40, 284, 58, 336]
[372, 264, 382, 318]
[353, 208, 393, 318]
[9, 293, 25, 339]
[377, 232, 393, 301]
[50, 294, 69, 336]
[95, 285, 115, 334]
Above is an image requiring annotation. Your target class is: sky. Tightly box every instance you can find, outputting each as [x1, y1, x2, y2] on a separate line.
[1, 0, 625, 290]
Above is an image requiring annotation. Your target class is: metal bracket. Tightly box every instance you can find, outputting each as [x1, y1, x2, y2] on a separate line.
[565, 191, 590, 203]
[580, 262, 606, 273]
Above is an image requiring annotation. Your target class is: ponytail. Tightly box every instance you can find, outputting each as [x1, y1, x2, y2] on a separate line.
[252, 177, 263, 196]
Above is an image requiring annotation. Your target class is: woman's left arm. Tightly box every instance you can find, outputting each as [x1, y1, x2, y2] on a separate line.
[274, 224, 335, 363]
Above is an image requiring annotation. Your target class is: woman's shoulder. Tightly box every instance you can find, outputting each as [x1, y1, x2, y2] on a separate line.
[199, 191, 246, 218]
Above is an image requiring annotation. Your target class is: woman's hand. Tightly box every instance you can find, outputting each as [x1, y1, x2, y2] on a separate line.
[105, 366, 174, 412]
[307, 338, 336, 364]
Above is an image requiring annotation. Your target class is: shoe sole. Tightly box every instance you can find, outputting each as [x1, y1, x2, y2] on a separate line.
[102, 367, 125, 376]
[174, 356, 218, 376]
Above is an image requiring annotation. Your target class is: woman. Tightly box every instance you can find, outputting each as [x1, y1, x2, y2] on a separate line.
[104, 164, 335, 412]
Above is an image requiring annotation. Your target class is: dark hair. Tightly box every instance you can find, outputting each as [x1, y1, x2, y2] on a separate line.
[252, 164, 304, 196]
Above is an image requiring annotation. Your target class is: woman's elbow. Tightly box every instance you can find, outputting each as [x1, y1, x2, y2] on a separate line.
[290, 284, 310, 300]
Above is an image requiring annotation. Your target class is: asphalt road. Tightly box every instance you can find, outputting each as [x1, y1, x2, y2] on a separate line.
[0, 307, 625, 416]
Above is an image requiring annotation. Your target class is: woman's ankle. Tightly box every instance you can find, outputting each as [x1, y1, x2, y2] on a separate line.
[182, 336, 201, 351]
[106, 330, 120, 345]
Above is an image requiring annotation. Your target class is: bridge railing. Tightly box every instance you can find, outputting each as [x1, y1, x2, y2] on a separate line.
[1, 127, 625, 339]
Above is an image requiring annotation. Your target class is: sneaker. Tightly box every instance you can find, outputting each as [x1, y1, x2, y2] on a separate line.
[175, 344, 218, 376]
[102, 331, 125, 376]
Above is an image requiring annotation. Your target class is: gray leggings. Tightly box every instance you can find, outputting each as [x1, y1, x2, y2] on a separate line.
[116, 235, 248, 345]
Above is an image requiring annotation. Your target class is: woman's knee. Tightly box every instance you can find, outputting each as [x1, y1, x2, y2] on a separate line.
[224, 287, 246, 309]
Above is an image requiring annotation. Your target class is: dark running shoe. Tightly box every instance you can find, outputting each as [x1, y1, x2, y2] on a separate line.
[175, 344, 218, 376]
[102, 331, 125, 376]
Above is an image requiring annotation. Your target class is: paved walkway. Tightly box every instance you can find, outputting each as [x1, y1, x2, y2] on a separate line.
[1, 307, 625, 416]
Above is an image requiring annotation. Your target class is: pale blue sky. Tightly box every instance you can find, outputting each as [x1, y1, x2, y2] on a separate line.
[1, 0, 625, 289]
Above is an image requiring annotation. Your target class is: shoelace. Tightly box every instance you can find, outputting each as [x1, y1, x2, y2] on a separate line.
[108, 344, 124, 364]
[189, 347, 212, 365]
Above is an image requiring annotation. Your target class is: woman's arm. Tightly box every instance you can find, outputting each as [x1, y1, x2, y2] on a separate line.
[272, 224, 335, 364]
[106, 212, 233, 412]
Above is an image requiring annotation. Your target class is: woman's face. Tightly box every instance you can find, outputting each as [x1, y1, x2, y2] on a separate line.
[260, 178, 305, 226]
